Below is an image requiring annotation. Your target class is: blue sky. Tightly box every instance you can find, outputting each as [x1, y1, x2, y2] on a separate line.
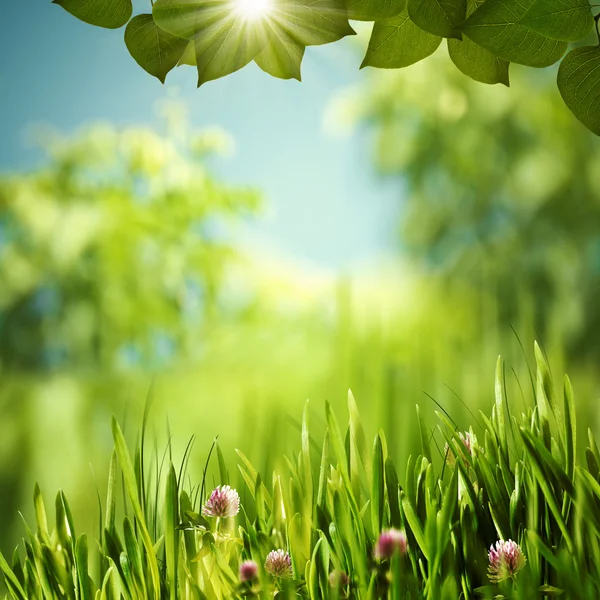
[1, 1, 400, 271]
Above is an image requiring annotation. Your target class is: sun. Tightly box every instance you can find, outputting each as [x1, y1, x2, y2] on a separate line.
[234, 0, 272, 20]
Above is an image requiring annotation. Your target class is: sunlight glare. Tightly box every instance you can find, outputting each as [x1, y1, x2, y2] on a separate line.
[235, 0, 272, 20]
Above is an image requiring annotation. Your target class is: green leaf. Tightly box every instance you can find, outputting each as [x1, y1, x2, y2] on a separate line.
[254, 31, 305, 80]
[464, 0, 567, 67]
[361, 9, 442, 69]
[153, 0, 265, 85]
[527, 531, 562, 571]
[235, 449, 273, 506]
[123, 517, 146, 597]
[438, 466, 458, 539]
[371, 434, 385, 535]
[195, 21, 266, 85]
[55, 492, 74, 555]
[299, 401, 314, 520]
[178, 41, 197, 66]
[401, 492, 429, 560]
[75, 535, 92, 600]
[100, 565, 120, 600]
[111, 418, 161, 600]
[152, 0, 214, 38]
[30, 537, 54, 599]
[520, 428, 574, 498]
[385, 457, 401, 528]
[534, 340, 555, 410]
[367, 572, 378, 598]
[41, 545, 74, 600]
[215, 442, 229, 485]
[263, 0, 356, 47]
[447, 0, 509, 84]
[325, 401, 364, 548]
[408, 0, 466, 38]
[564, 375, 576, 480]
[521, 430, 574, 551]
[346, 0, 406, 21]
[154, 0, 354, 85]
[416, 404, 432, 463]
[520, 0, 593, 41]
[105, 450, 117, 535]
[494, 356, 509, 461]
[434, 465, 458, 572]
[317, 431, 329, 509]
[164, 465, 179, 600]
[390, 551, 402, 597]
[348, 390, 370, 476]
[534, 341, 554, 450]
[473, 585, 499, 596]
[0, 552, 27, 600]
[124, 15, 188, 83]
[473, 452, 510, 534]
[308, 538, 323, 600]
[53, 0, 132, 29]
[538, 584, 565, 595]
[557, 45, 600, 136]
[33, 484, 50, 546]
[325, 400, 352, 489]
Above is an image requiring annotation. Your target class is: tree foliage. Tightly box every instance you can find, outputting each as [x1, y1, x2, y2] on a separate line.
[53, 0, 600, 135]
[0, 111, 260, 371]
[333, 54, 600, 361]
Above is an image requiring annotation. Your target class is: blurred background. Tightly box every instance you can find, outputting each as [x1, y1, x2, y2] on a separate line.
[2, 0, 600, 554]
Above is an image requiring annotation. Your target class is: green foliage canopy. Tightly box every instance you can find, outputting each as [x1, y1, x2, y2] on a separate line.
[332, 55, 600, 361]
[0, 113, 260, 371]
[53, 0, 600, 135]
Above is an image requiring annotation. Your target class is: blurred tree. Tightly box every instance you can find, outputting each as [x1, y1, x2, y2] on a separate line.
[330, 51, 600, 361]
[0, 105, 260, 371]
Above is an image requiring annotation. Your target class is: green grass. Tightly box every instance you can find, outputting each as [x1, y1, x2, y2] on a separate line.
[2, 342, 600, 599]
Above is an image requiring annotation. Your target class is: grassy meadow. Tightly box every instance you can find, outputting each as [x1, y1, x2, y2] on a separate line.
[3, 47, 600, 598]
[2, 262, 600, 598]
[2, 332, 600, 598]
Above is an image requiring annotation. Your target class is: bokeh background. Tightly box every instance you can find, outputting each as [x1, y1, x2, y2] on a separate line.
[2, 0, 600, 556]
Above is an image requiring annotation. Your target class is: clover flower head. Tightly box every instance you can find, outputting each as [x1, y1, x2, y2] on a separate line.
[202, 485, 240, 518]
[488, 539, 526, 582]
[445, 431, 478, 465]
[328, 570, 350, 588]
[374, 528, 408, 560]
[265, 549, 292, 578]
[239, 560, 259, 582]
[460, 431, 477, 455]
